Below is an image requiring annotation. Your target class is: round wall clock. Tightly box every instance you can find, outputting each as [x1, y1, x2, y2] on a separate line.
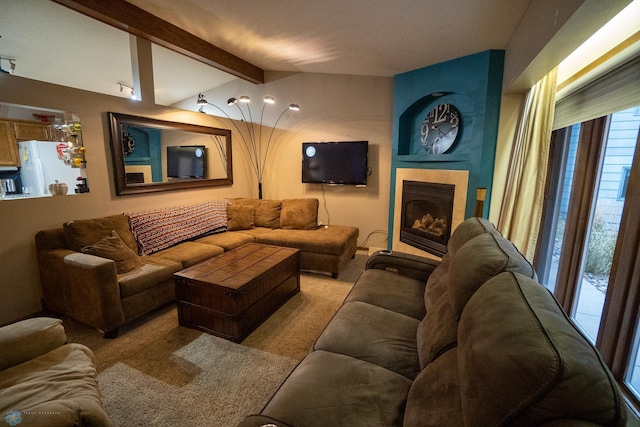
[305, 145, 316, 157]
[420, 103, 461, 155]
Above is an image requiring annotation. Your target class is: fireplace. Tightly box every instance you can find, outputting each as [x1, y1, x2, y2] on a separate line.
[400, 180, 455, 257]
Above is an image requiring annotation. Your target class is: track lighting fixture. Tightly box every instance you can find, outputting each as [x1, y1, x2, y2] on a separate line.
[118, 82, 136, 100]
[0, 56, 16, 74]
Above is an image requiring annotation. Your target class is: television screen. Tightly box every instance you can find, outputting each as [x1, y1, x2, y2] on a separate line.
[302, 141, 368, 185]
[167, 145, 206, 179]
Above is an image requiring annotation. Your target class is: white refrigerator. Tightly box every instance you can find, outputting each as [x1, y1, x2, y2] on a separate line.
[19, 140, 82, 196]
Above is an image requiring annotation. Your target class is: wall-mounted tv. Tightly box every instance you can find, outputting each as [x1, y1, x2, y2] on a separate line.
[167, 145, 206, 179]
[302, 141, 368, 186]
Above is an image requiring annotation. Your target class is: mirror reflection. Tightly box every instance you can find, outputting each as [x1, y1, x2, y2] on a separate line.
[108, 113, 232, 195]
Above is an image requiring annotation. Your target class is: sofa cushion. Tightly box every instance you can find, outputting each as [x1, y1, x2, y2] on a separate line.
[81, 230, 142, 273]
[0, 318, 66, 371]
[195, 231, 255, 251]
[416, 291, 458, 368]
[149, 241, 224, 268]
[118, 257, 182, 298]
[344, 268, 426, 319]
[232, 198, 282, 228]
[458, 272, 625, 426]
[0, 343, 111, 427]
[230, 227, 273, 238]
[447, 216, 501, 256]
[448, 232, 535, 320]
[404, 348, 463, 427]
[255, 225, 358, 256]
[424, 252, 450, 312]
[128, 200, 229, 255]
[63, 214, 138, 252]
[279, 198, 318, 230]
[227, 204, 255, 231]
[314, 301, 420, 379]
[259, 350, 412, 427]
[416, 230, 536, 368]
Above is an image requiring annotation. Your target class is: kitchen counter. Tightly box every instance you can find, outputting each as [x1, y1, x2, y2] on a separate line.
[0, 193, 77, 200]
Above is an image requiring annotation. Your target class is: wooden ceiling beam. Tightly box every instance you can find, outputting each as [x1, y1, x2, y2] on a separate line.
[52, 0, 264, 84]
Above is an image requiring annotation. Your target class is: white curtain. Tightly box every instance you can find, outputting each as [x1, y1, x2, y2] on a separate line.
[497, 68, 558, 261]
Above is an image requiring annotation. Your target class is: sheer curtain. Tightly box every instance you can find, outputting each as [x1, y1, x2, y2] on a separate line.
[497, 68, 558, 260]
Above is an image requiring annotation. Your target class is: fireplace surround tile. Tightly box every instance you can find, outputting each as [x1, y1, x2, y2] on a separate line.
[393, 168, 468, 259]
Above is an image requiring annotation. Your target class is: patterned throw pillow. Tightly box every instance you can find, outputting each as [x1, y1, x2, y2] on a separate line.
[127, 200, 229, 255]
[81, 230, 142, 273]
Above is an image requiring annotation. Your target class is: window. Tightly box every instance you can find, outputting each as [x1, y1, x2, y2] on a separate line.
[618, 167, 631, 200]
[536, 124, 579, 292]
[537, 105, 640, 405]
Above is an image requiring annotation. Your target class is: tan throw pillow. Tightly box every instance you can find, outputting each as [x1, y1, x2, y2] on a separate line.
[63, 214, 138, 253]
[279, 198, 319, 230]
[255, 200, 282, 228]
[227, 205, 256, 231]
[81, 231, 142, 273]
[232, 198, 282, 228]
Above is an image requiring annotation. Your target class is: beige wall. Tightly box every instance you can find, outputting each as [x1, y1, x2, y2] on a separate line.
[0, 72, 393, 325]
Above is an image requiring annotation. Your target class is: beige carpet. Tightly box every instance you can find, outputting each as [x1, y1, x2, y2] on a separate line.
[63, 251, 368, 427]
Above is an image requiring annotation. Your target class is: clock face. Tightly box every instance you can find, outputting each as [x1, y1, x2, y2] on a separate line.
[305, 146, 316, 157]
[420, 103, 460, 155]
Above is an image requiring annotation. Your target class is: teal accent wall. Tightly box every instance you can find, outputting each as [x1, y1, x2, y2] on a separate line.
[388, 50, 505, 248]
[124, 126, 163, 182]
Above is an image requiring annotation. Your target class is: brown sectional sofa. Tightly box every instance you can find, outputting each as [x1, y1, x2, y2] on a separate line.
[35, 198, 358, 338]
[239, 217, 627, 427]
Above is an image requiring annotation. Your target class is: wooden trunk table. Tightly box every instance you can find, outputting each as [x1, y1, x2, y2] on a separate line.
[174, 243, 300, 342]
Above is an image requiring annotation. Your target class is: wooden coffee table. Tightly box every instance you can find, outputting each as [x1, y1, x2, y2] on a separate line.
[174, 243, 300, 342]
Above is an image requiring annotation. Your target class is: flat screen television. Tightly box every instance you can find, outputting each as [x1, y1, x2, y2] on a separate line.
[167, 145, 206, 179]
[302, 141, 368, 185]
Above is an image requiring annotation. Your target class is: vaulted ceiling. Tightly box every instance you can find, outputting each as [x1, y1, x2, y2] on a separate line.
[0, 0, 635, 108]
[125, 0, 532, 77]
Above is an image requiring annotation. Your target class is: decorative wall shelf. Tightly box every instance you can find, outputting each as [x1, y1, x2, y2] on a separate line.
[124, 156, 152, 163]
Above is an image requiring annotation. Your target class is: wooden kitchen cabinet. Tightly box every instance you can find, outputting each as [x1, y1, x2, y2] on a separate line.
[0, 120, 20, 167]
[13, 120, 50, 141]
[0, 119, 52, 167]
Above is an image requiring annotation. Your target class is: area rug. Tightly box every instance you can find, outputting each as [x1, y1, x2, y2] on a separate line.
[63, 251, 368, 426]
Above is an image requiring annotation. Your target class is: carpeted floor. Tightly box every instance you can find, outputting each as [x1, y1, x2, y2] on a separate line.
[63, 251, 368, 426]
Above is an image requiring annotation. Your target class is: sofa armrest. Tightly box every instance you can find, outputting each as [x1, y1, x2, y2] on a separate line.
[237, 414, 293, 427]
[37, 248, 125, 333]
[365, 250, 440, 282]
[0, 317, 66, 371]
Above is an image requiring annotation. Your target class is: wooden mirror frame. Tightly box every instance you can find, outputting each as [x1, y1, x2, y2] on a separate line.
[108, 112, 232, 195]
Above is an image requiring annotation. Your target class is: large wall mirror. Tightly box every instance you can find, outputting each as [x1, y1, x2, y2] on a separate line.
[108, 112, 232, 195]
